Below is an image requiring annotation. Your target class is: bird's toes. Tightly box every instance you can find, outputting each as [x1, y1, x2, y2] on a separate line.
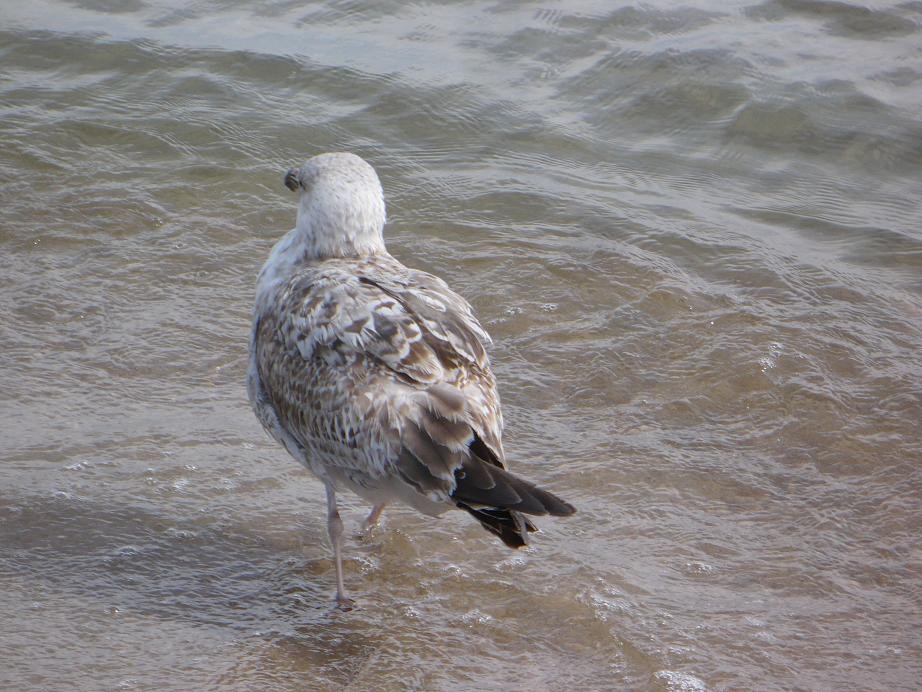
[334, 594, 356, 611]
[357, 519, 382, 539]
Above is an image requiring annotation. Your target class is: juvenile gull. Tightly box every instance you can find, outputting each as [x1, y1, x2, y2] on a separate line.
[247, 152, 575, 607]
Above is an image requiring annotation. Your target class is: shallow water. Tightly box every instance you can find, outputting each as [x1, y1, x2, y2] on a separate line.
[2, 0, 921, 689]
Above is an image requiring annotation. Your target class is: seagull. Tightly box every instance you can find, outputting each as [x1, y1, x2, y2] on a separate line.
[247, 152, 575, 607]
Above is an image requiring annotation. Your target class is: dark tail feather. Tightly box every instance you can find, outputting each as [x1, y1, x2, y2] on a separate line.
[453, 459, 576, 548]
[456, 503, 538, 549]
[452, 457, 577, 517]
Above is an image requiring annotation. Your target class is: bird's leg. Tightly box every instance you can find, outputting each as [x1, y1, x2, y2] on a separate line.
[362, 502, 387, 532]
[325, 484, 354, 609]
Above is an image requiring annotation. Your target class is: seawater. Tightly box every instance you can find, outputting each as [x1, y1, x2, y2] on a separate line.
[1, 1, 920, 689]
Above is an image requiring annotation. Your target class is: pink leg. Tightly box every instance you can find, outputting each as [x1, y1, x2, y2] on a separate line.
[324, 484, 354, 609]
[362, 502, 387, 531]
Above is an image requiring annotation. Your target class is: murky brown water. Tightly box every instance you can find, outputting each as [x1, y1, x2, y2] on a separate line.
[2, 0, 921, 689]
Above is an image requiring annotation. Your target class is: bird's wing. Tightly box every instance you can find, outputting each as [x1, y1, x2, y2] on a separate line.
[281, 259, 493, 387]
[256, 257, 575, 521]
[255, 258, 503, 496]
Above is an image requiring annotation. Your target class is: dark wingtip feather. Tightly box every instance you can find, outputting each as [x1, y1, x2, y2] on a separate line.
[544, 493, 577, 516]
[452, 458, 576, 518]
[457, 503, 536, 548]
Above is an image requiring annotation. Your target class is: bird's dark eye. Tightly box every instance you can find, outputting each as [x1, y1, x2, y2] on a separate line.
[284, 168, 301, 192]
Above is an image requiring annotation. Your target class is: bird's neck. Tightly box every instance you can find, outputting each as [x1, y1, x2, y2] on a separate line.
[253, 224, 388, 316]
[294, 213, 386, 260]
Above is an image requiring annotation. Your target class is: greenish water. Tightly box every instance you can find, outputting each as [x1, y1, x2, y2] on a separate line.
[1, 1, 921, 689]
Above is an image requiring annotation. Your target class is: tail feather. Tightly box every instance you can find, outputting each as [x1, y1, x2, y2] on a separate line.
[405, 412, 576, 549]
[456, 503, 538, 548]
[452, 457, 575, 548]
[452, 457, 576, 517]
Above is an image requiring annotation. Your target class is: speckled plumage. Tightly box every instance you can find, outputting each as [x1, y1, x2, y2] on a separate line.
[247, 152, 575, 606]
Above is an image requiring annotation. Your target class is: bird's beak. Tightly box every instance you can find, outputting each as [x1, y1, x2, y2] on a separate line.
[284, 167, 301, 192]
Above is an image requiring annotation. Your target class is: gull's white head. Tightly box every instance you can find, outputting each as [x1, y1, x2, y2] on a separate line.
[284, 152, 387, 259]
